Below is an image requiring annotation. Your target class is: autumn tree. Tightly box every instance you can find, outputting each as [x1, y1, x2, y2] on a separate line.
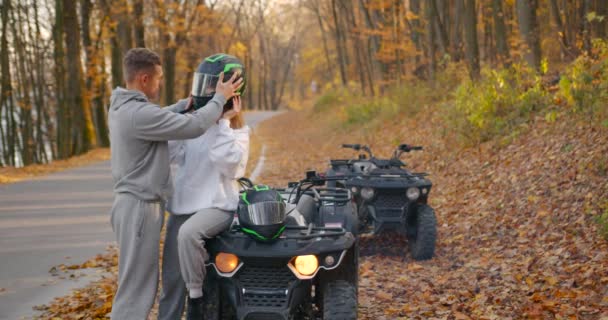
[516, 0, 542, 70]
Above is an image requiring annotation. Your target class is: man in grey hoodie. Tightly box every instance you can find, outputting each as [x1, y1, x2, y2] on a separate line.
[108, 48, 243, 320]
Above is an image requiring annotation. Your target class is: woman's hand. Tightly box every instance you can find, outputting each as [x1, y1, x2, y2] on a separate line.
[223, 96, 242, 120]
[215, 72, 244, 100]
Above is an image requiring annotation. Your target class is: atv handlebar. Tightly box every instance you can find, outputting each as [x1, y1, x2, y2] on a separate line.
[398, 144, 423, 152]
[342, 144, 361, 150]
[342, 144, 374, 158]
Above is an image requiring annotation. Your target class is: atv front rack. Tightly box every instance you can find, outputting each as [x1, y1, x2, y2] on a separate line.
[211, 225, 356, 258]
[277, 186, 351, 205]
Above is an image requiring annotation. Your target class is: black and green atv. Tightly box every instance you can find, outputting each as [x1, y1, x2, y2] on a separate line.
[326, 143, 437, 261]
[200, 171, 359, 320]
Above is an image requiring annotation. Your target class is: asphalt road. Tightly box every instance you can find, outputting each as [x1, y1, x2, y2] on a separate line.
[0, 111, 278, 320]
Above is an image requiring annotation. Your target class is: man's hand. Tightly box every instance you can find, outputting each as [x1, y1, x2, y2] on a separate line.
[223, 96, 242, 120]
[215, 72, 243, 100]
[181, 96, 194, 113]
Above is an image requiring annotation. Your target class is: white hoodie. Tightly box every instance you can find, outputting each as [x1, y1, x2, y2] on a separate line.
[167, 118, 250, 214]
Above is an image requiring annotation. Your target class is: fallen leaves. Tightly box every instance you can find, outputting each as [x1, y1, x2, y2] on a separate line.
[254, 108, 608, 319]
[34, 105, 608, 319]
[0, 148, 110, 184]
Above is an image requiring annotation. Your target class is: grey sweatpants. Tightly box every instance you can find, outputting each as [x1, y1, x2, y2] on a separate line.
[178, 208, 233, 296]
[158, 213, 192, 320]
[110, 193, 164, 320]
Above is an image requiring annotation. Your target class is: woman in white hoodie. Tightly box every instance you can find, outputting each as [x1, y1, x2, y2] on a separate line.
[158, 96, 249, 320]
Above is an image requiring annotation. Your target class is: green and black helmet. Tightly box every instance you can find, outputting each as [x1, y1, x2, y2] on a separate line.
[237, 185, 286, 242]
[191, 53, 246, 111]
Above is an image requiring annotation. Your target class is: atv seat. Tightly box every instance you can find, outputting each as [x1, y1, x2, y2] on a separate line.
[284, 195, 316, 227]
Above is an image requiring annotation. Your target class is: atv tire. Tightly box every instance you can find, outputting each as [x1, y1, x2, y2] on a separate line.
[322, 280, 357, 320]
[407, 204, 436, 260]
[202, 272, 235, 320]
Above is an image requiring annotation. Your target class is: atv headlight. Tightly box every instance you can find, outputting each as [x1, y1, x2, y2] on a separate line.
[361, 187, 375, 200]
[293, 255, 318, 276]
[215, 252, 239, 273]
[406, 187, 420, 201]
[350, 186, 358, 194]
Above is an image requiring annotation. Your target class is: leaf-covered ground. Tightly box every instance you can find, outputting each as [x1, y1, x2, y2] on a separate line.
[36, 108, 608, 319]
[254, 109, 608, 319]
[0, 148, 110, 184]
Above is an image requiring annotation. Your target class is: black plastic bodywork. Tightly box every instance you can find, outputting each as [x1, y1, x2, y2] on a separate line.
[329, 159, 433, 234]
[205, 225, 356, 320]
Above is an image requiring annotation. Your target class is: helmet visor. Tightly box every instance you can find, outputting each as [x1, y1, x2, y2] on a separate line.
[191, 72, 219, 97]
[245, 201, 286, 225]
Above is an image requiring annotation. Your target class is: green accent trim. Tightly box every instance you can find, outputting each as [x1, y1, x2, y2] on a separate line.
[240, 193, 250, 205]
[205, 54, 226, 62]
[241, 227, 265, 240]
[253, 185, 270, 191]
[273, 225, 287, 239]
[241, 225, 286, 241]
[223, 63, 243, 73]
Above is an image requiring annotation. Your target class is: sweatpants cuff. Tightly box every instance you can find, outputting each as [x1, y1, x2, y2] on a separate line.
[188, 286, 203, 299]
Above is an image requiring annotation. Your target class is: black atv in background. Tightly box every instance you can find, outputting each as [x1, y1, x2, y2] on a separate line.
[200, 172, 358, 320]
[327, 143, 437, 260]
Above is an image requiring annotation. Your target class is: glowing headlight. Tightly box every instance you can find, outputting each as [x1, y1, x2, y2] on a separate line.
[406, 187, 421, 200]
[350, 186, 359, 194]
[361, 187, 375, 200]
[294, 255, 319, 276]
[215, 252, 239, 273]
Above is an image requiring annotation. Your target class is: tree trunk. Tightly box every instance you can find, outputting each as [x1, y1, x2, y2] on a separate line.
[430, 0, 449, 55]
[425, 0, 437, 81]
[463, 0, 480, 79]
[95, 49, 110, 147]
[345, 0, 370, 93]
[548, 0, 573, 59]
[117, 0, 133, 54]
[100, 0, 124, 88]
[90, 1, 110, 147]
[516, 0, 542, 70]
[311, 0, 334, 81]
[163, 45, 177, 105]
[596, 0, 607, 39]
[451, 0, 465, 61]
[133, 0, 145, 47]
[359, 0, 381, 93]
[1, 0, 16, 165]
[32, 1, 49, 163]
[63, 0, 96, 154]
[54, 0, 70, 159]
[581, 0, 592, 54]
[331, 0, 348, 86]
[492, 0, 511, 66]
[12, 5, 34, 165]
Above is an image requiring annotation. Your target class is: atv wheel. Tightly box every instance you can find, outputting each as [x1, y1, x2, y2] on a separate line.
[407, 204, 436, 260]
[322, 280, 357, 320]
[201, 271, 220, 320]
[202, 272, 235, 320]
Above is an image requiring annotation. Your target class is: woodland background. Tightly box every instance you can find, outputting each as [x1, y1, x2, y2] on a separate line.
[1, 0, 607, 167]
[3, 0, 607, 319]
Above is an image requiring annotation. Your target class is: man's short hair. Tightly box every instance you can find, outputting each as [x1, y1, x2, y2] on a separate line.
[123, 48, 162, 83]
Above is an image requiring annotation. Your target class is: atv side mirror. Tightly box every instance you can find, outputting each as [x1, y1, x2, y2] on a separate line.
[306, 170, 317, 180]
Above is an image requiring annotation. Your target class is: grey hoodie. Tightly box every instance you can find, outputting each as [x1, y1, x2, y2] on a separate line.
[108, 87, 226, 201]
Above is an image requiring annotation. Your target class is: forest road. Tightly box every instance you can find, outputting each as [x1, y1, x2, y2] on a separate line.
[0, 111, 279, 320]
